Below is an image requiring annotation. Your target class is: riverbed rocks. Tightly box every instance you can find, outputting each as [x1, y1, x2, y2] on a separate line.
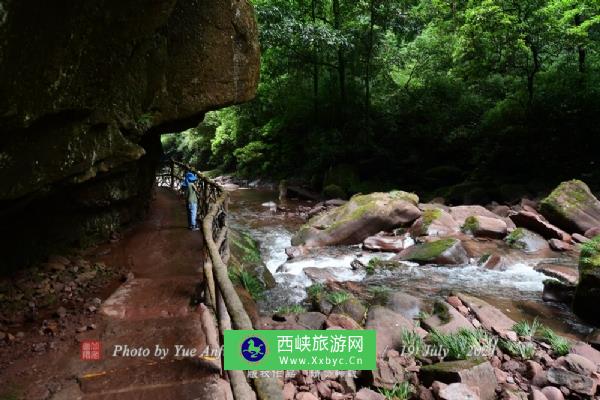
[463, 215, 508, 239]
[539, 180, 600, 234]
[292, 191, 421, 247]
[396, 238, 469, 265]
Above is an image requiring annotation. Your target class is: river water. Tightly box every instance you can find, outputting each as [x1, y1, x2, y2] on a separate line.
[228, 187, 592, 338]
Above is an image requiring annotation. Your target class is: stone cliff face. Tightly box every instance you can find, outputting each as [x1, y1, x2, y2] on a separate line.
[0, 0, 260, 270]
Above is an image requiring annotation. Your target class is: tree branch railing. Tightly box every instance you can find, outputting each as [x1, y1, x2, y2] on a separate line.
[155, 159, 283, 400]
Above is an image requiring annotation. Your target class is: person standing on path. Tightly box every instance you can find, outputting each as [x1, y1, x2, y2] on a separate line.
[184, 172, 200, 231]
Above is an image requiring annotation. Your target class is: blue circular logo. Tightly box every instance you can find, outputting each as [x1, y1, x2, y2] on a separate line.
[241, 336, 267, 362]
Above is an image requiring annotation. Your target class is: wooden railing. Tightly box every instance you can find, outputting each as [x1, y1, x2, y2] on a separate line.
[156, 159, 283, 400]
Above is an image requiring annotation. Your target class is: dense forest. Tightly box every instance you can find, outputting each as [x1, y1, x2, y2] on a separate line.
[163, 0, 600, 203]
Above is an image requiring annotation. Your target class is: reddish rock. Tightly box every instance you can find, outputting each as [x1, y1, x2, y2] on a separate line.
[363, 233, 409, 252]
[570, 341, 600, 367]
[546, 367, 597, 396]
[296, 392, 318, 400]
[385, 292, 423, 320]
[572, 233, 590, 243]
[397, 238, 469, 265]
[539, 180, 600, 234]
[365, 306, 426, 355]
[437, 383, 480, 400]
[422, 302, 473, 334]
[585, 226, 600, 238]
[447, 296, 463, 309]
[526, 360, 548, 387]
[286, 246, 308, 259]
[534, 263, 579, 285]
[509, 211, 570, 241]
[457, 293, 516, 337]
[492, 205, 512, 218]
[372, 355, 407, 389]
[283, 382, 296, 400]
[325, 313, 362, 330]
[420, 359, 497, 400]
[556, 353, 597, 376]
[410, 207, 460, 237]
[449, 205, 505, 225]
[355, 388, 385, 400]
[470, 216, 508, 239]
[548, 239, 573, 252]
[530, 389, 549, 400]
[540, 386, 564, 400]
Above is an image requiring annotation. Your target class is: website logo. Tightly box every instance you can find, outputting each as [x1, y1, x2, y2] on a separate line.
[241, 336, 267, 362]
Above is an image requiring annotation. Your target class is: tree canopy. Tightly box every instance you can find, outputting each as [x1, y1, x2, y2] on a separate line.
[163, 0, 600, 203]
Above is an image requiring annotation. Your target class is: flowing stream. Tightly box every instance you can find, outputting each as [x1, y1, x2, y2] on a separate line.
[228, 187, 592, 338]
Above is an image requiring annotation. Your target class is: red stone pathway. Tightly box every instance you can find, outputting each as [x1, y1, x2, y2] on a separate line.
[50, 188, 231, 399]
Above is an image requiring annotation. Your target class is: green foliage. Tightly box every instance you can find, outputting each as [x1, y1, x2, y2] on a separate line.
[500, 340, 536, 360]
[513, 318, 542, 338]
[461, 216, 480, 233]
[327, 290, 351, 306]
[377, 382, 414, 400]
[367, 285, 392, 305]
[538, 326, 571, 356]
[307, 283, 325, 302]
[505, 228, 526, 249]
[401, 328, 425, 357]
[579, 235, 600, 271]
[162, 0, 600, 193]
[428, 328, 496, 360]
[229, 268, 265, 300]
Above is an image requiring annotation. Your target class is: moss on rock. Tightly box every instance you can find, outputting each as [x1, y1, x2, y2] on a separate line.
[539, 180, 600, 233]
[398, 238, 468, 265]
[461, 216, 480, 233]
[573, 236, 600, 324]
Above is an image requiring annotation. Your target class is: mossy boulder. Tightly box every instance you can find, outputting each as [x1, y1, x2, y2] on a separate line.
[396, 238, 469, 265]
[504, 228, 549, 253]
[573, 236, 600, 324]
[539, 180, 600, 233]
[229, 228, 275, 289]
[410, 206, 460, 237]
[291, 191, 421, 247]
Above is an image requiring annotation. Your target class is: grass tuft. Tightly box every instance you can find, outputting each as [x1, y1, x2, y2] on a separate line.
[428, 328, 496, 360]
[377, 382, 414, 400]
[500, 340, 536, 359]
[512, 317, 541, 338]
[538, 326, 571, 356]
[229, 268, 265, 300]
[326, 290, 351, 306]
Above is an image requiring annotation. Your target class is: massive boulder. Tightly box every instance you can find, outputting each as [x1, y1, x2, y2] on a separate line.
[539, 180, 600, 234]
[573, 236, 600, 324]
[0, 0, 260, 269]
[291, 191, 421, 247]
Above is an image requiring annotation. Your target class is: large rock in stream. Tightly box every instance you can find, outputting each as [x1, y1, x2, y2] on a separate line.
[291, 191, 421, 247]
[395, 238, 469, 265]
[0, 0, 260, 269]
[539, 180, 600, 234]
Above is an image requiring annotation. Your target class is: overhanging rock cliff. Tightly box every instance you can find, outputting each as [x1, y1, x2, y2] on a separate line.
[0, 0, 259, 269]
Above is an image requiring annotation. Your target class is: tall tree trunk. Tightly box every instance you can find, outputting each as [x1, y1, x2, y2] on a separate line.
[364, 0, 376, 122]
[575, 15, 586, 73]
[332, 0, 346, 110]
[312, 0, 319, 121]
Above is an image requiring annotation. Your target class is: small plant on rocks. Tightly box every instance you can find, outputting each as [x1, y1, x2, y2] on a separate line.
[513, 317, 541, 338]
[326, 290, 351, 306]
[428, 328, 495, 360]
[367, 285, 391, 305]
[538, 326, 571, 356]
[401, 328, 425, 357]
[377, 382, 414, 400]
[500, 339, 536, 360]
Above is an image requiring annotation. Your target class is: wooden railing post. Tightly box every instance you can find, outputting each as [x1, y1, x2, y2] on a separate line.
[170, 160, 175, 189]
